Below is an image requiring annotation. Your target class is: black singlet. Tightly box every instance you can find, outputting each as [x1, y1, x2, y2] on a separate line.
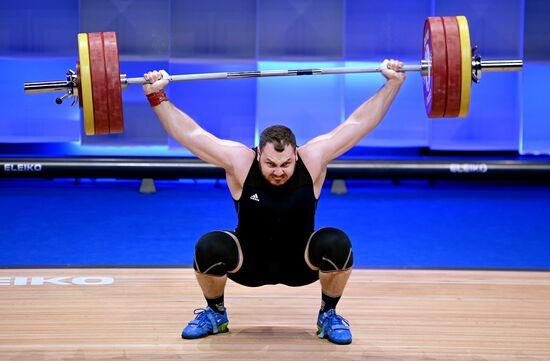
[227, 148, 319, 287]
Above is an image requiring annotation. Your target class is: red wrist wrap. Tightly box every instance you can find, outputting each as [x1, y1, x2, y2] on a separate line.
[146, 90, 168, 107]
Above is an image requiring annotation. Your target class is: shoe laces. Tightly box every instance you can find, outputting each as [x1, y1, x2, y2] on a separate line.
[328, 313, 349, 328]
[189, 308, 212, 327]
[320, 310, 350, 337]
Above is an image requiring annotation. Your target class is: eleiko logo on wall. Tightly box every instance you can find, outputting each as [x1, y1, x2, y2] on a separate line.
[3, 163, 43, 172]
[449, 163, 488, 173]
[0, 276, 114, 286]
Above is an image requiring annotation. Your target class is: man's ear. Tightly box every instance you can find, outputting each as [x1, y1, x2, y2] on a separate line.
[256, 150, 261, 162]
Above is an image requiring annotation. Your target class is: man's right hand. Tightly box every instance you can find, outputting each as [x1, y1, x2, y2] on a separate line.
[380, 59, 406, 84]
[143, 70, 170, 95]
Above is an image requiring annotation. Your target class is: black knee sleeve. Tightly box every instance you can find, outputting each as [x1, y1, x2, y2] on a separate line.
[307, 227, 353, 272]
[193, 231, 240, 276]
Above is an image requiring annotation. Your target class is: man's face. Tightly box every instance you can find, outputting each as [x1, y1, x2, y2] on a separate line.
[257, 142, 297, 186]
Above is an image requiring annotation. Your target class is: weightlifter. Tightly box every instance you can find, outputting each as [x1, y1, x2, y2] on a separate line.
[142, 59, 405, 345]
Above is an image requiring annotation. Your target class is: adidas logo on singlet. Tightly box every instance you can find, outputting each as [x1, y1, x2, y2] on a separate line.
[249, 193, 260, 202]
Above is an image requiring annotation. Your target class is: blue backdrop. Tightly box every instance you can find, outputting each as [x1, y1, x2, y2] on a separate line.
[0, 0, 548, 155]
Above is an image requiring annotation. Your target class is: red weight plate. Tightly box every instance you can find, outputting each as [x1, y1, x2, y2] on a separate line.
[102, 32, 124, 133]
[442, 16, 462, 118]
[76, 61, 83, 108]
[422, 17, 447, 118]
[88, 32, 110, 135]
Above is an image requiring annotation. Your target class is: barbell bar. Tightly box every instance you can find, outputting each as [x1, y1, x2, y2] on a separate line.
[23, 15, 523, 136]
[24, 61, 521, 91]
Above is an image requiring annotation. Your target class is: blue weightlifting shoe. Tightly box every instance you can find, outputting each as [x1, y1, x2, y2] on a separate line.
[317, 309, 352, 345]
[181, 307, 229, 339]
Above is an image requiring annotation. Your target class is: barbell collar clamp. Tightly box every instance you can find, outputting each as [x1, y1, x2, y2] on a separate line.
[55, 90, 73, 105]
[120, 74, 128, 90]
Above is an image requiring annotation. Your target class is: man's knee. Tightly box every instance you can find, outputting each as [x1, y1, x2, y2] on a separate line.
[306, 227, 353, 272]
[194, 231, 241, 276]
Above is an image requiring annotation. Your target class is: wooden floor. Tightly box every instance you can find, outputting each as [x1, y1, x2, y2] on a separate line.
[1, 268, 550, 360]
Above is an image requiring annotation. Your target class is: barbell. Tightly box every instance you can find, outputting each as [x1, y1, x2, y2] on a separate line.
[24, 15, 522, 136]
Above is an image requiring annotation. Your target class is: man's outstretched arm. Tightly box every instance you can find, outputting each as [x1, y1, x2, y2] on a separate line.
[143, 70, 252, 172]
[301, 60, 406, 165]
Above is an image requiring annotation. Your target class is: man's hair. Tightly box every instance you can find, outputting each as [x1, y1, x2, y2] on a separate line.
[259, 125, 297, 152]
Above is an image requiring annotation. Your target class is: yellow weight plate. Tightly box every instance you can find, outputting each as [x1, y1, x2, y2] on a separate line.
[456, 16, 471, 118]
[77, 33, 95, 135]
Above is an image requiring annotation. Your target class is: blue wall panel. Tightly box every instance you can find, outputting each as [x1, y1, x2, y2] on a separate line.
[521, 63, 550, 155]
[345, 0, 431, 60]
[0, 1, 79, 57]
[435, 0, 523, 58]
[524, 0, 550, 61]
[521, 0, 550, 154]
[80, 0, 171, 58]
[256, 61, 344, 147]
[171, 0, 257, 59]
[168, 62, 257, 150]
[258, 0, 344, 59]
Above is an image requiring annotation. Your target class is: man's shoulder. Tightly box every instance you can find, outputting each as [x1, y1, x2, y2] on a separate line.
[227, 146, 255, 181]
[233, 147, 255, 168]
[298, 145, 324, 168]
[297, 145, 326, 183]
